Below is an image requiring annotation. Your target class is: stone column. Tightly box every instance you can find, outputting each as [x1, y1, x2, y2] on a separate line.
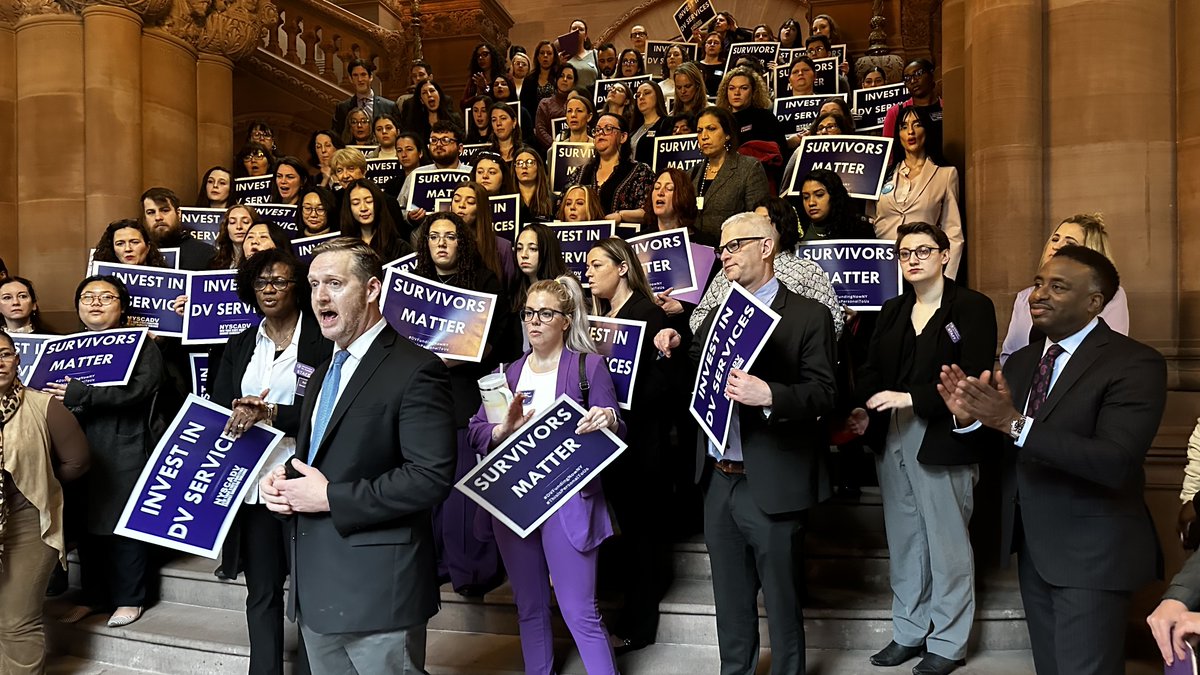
[1177, 0, 1200, 388]
[141, 27, 198, 197]
[1044, 0, 1175, 355]
[83, 4, 143, 244]
[964, 0, 1044, 322]
[939, 0, 965, 171]
[196, 53, 233, 179]
[15, 11, 86, 327]
[0, 5, 17, 267]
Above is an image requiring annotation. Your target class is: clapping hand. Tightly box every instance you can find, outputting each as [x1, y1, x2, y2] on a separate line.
[491, 396, 534, 446]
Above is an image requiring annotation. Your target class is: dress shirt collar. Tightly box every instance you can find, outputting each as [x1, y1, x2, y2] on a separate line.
[1042, 316, 1099, 358]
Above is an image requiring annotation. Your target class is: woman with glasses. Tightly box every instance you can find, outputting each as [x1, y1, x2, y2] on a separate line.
[851, 221, 995, 674]
[245, 120, 277, 153]
[461, 41, 507, 109]
[50, 275, 163, 629]
[211, 248, 326, 675]
[514, 149, 555, 223]
[414, 212, 517, 598]
[698, 32, 727, 95]
[578, 113, 654, 228]
[617, 48, 645, 78]
[631, 81, 673, 166]
[268, 156, 308, 206]
[306, 130, 344, 190]
[467, 275, 624, 675]
[783, 109, 856, 184]
[340, 107, 375, 147]
[235, 142, 275, 180]
[535, 64, 578, 152]
[297, 187, 337, 237]
[339, 178, 411, 263]
[509, 54, 531, 99]
[872, 105, 963, 279]
[196, 165, 233, 209]
[689, 106, 770, 245]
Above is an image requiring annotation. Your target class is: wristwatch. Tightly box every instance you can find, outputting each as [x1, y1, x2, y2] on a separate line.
[1008, 414, 1028, 440]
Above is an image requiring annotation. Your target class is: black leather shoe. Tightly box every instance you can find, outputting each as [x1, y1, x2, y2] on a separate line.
[912, 653, 964, 675]
[870, 641, 925, 667]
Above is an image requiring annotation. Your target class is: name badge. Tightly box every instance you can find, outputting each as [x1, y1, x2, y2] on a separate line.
[696, 196, 705, 210]
[294, 362, 315, 396]
[945, 322, 961, 344]
[741, 124, 753, 133]
[647, 130, 657, 137]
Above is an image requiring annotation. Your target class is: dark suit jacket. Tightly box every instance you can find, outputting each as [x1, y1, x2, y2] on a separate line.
[285, 324, 457, 633]
[331, 95, 400, 138]
[688, 283, 837, 514]
[996, 319, 1165, 591]
[211, 313, 332, 578]
[689, 152, 770, 246]
[856, 278, 997, 464]
[633, 116, 676, 167]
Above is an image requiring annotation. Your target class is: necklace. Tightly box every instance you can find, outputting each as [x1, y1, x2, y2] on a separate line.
[264, 318, 296, 349]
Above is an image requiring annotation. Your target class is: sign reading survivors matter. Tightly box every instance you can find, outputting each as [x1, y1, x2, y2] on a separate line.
[25, 328, 148, 390]
[406, 168, 471, 212]
[785, 135, 894, 200]
[628, 228, 699, 294]
[689, 283, 780, 450]
[456, 395, 627, 538]
[380, 269, 498, 363]
[115, 395, 285, 558]
[797, 240, 902, 311]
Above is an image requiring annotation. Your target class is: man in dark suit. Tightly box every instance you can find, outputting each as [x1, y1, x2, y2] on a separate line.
[655, 211, 837, 675]
[260, 238, 456, 673]
[331, 59, 400, 139]
[941, 245, 1166, 675]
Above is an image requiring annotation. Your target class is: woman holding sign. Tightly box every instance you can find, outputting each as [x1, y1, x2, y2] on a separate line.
[451, 180, 515, 283]
[689, 106, 770, 245]
[414, 212, 518, 597]
[235, 142, 275, 179]
[212, 248, 327, 675]
[91, 219, 170, 269]
[297, 187, 337, 237]
[852, 222, 995, 673]
[578, 113, 654, 227]
[467, 275, 624, 675]
[50, 275, 163, 628]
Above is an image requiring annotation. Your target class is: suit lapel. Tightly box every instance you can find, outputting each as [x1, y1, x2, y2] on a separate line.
[1034, 323, 1110, 420]
[310, 328, 393, 464]
[1002, 338, 1042, 411]
[707, 156, 736, 200]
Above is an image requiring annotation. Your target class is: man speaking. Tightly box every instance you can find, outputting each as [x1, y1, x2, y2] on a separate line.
[260, 238, 456, 673]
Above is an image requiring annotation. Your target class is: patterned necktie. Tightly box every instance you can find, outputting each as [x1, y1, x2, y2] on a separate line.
[307, 350, 350, 463]
[1024, 343, 1065, 419]
[359, 98, 371, 115]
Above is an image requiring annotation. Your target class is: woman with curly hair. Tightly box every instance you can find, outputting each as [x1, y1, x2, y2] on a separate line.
[461, 41, 507, 108]
[793, 168, 875, 241]
[306, 129, 344, 189]
[91, 219, 169, 268]
[716, 65, 786, 155]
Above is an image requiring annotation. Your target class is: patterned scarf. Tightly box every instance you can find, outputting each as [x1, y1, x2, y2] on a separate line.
[0, 379, 27, 569]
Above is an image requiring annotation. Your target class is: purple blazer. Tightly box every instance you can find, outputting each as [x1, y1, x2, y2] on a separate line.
[467, 348, 625, 552]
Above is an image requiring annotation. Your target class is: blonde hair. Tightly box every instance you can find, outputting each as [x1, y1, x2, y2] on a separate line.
[716, 66, 773, 112]
[556, 185, 606, 222]
[1059, 212, 1114, 263]
[526, 276, 596, 354]
[329, 148, 367, 173]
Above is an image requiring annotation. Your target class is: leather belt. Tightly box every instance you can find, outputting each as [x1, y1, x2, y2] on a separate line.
[713, 459, 745, 475]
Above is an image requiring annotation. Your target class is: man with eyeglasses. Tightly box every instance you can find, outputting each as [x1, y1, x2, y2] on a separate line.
[882, 58, 943, 157]
[654, 211, 837, 675]
[331, 58, 399, 140]
[397, 121, 473, 223]
[629, 25, 649, 54]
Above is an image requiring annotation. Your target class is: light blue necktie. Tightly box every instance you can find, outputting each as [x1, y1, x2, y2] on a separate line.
[307, 350, 350, 463]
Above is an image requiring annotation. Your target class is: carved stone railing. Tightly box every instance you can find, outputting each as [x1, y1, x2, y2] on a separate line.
[258, 0, 410, 99]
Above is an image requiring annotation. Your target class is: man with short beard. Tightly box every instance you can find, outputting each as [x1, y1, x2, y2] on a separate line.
[399, 121, 473, 223]
[140, 187, 216, 271]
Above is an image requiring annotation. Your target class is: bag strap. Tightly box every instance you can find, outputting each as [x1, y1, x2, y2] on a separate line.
[578, 352, 590, 409]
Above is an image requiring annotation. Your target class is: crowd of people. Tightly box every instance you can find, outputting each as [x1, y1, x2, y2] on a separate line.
[0, 10, 1183, 675]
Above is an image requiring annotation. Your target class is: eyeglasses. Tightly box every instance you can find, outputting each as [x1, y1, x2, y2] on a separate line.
[302, 205, 326, 215]
[253, 277, 295, 291]
[245, 150, 266, 159]
[594, 125, 622, 136]
[428, 232, 458, 243]
[630, 31, 647, 37]
[350, 118, 371, 126]
[816, 122, 841, 133]
[251, 131, 273, 139]
[897, 246, 941, 261]
[714, 236, 765, 255]
[428, 137, 458, 146]
[903, 68, 930, 83]
[621, 59, 639, 66]
[80, 293, 119, 306]
[0, 351, 16, 362]
[520, 308, 567, 323]
[514, 159, 537, 167]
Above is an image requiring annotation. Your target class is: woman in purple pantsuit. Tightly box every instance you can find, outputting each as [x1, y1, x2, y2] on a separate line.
[468, 275, 623, 675]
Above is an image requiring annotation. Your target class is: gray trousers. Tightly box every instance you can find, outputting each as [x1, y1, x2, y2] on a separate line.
[875, 408, 978, 660]
[299, 620, 428, 675]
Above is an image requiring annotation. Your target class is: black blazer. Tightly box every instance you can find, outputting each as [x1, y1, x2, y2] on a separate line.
[633, 116, 676, 167]
[688, 284, 837, 514]
[613, 291, 669, 421]
[285, 325, 457, 633]
[331, 95, 400, 138]
[993, 319, 1165, 591]
[856, 278, 997, 464]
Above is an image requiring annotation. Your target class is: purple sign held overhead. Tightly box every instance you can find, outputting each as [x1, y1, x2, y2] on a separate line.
[588, 316, 646, 410]
[785, 135, 894, 200]
[406, 168, 471, 212]
[674, 0, 715, 41]
[189, 353, 209, 400]
[233, 176, 272, 205]
[92, 262, 188, 338]
[797, 240, 901, 311]
[291, 232, 341, 265]
[546, 221, 616, 286]
[11, 333, 52, 384]
[774, 93, 846, 135]
[456, 395, 627, 538]
[115, 395, 285, 558]
[380, 269, 498, 363]
[183, 270, 261, 345]
[628, 228, 699, 295]
[25, 328, 148, 390]
[179, 207, 224, 246]
[689, 283, 781, 450]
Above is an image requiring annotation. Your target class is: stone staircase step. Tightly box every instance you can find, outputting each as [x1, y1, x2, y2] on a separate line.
[45, 655, 161, 674]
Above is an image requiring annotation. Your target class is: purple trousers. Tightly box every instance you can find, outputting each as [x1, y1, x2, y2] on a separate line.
[493, 511, 619, 675]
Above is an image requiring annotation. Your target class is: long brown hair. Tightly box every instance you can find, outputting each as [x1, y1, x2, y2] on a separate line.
[587, 237, 655, 315]
[453, 181, 503, 280]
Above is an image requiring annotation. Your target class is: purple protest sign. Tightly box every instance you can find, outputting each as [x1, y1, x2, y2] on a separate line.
[114, 395, 285, 558]
[291, 232, 341, 264]
[490, 194, 522, 243]
[797, 239, 901, 311]
[254, 203, 300, 239]
[588, 316, 646, 410]
[380, 269, 498, 363]
[233, 176, 272, 205]
[456, 395, 627, 538]
[406, 168, 471, 212]
[652, 133, 703, 174]
[546, 221, 616, 286]
[549, 142, 597, 194]
[785, 135, 894, 200]
[182, 270, 261, 345]
[629, 228, 698, 295]
[593, 75, 652, 108]
[365, 158, 402, 185]
[674, 0, 715, 41]
[673, 242, 718, 305]
[25, 328, 148, 390]
[383, 252, 418, 272]
[689, 283, 781, 450]
[11, 333, 52, 385]
[774, 93, 846, 135]
[92, 261, 188, 338]
[853, 83, 910, 132]
[189, 353, 210, 400]
[179, 207, 224, 246]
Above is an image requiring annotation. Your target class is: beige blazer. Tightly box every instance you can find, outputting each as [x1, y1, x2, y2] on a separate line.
[871, 164, 964, 279]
